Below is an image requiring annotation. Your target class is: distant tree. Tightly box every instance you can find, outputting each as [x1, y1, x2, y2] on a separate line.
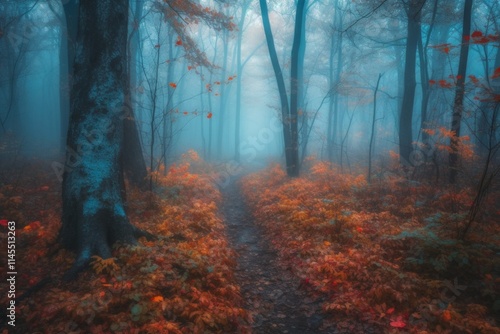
[0, 1, 37, 135]
[234, 1, 251, 162]
[449, 0, 473, 184]
[259, 0, 302, 177]
[399, 0, 426, 165]
[289, 0, 307, 176]
[123, 0, 148, 189]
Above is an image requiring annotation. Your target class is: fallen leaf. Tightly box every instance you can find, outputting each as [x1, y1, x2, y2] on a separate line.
[390, 318, 406, 328]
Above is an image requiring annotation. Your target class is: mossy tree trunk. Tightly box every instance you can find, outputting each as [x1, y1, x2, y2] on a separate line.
[60, 0, 148, 279]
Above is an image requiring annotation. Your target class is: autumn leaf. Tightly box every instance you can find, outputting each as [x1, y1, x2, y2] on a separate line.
[151, 295, 164, 303]
[438, 80, 452, 88]
[492, 67, 500, 79]
[386, 307, 395, 315]
[188, 66, 194, 71]
[469, 75, 479, 84]
[0, 219, 8, 227]
[183, 111, 188, 115]
[390, 317, 406, 328]
[207, 112, 213, 119]
[429, 79, 436, 85]
[169, 82, 177, 89]
[471, 30, 483, 38]
[442, 310, 452, 322]
[175, 37, 182, 46]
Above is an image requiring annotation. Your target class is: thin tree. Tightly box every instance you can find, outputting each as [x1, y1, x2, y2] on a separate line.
[368, 73, 383, 183]
[449, 0, 473, 184]
[399, 0, 425, 165]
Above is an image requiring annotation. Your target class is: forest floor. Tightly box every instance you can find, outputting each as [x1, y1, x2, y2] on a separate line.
[0, 151, 499, 333]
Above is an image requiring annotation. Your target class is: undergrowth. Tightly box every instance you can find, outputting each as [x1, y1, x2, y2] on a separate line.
[0, 151, 250, 333]
[241, 160, 500, 334]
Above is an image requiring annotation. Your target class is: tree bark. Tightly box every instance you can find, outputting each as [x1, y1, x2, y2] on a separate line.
[60, 0, 148, 279]
[449, 0, 473, 184]
[399, 0, 423, 165]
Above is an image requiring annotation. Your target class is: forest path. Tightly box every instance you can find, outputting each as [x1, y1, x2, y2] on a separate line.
[221, 180, 330, 334]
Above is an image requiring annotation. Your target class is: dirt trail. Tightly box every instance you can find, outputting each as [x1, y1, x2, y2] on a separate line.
[222, 181, 330, 334]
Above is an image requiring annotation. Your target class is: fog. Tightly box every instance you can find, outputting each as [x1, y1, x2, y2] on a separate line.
[1, 0, 499, 178]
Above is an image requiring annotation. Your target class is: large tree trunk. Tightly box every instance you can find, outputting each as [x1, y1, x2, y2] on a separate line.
[449, 0, 473, 184]
[60, 0, 147, 279]
[399, 0, 423, 165]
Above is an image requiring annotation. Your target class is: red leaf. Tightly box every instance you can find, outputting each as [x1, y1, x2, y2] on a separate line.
[207, 112, 213, 119]
[471, 30, 483, 38]
[438, 80, 452, 88]
[469, 75, 479, 84]
[188, 66, 193, 71]
[429, 79, 436, 85]
[387, 308, 395, 315]
[443, 46, 450, 54]
[29, 221, 41, 229]
[0, 219, 8, 227]
[175, 37, 182, 46]
[492, 67, 500, 79]
[183, 111, 188, 115]
[390, 317, 406, 328]
[169, 82, 177, 89]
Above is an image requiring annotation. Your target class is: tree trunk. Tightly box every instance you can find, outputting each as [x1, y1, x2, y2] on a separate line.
[289, 0, 307, 177]
[417, 0, 438, 148]
[399, 0, 423, 165]
[449, 0, 473, 184]
[368, 73, 383, 183]
[234, 2, 250, 162]
[60, 0, 147, 279]
[217, 19, 229, 159]
[123, 0, 148, 188]
[60, 0, 79, 152]
[259, 0, 293, 176]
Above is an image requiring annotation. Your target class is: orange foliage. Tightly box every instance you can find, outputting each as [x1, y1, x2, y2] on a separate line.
[1, 152, 250, 333]
[241, 160, 500, 333]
